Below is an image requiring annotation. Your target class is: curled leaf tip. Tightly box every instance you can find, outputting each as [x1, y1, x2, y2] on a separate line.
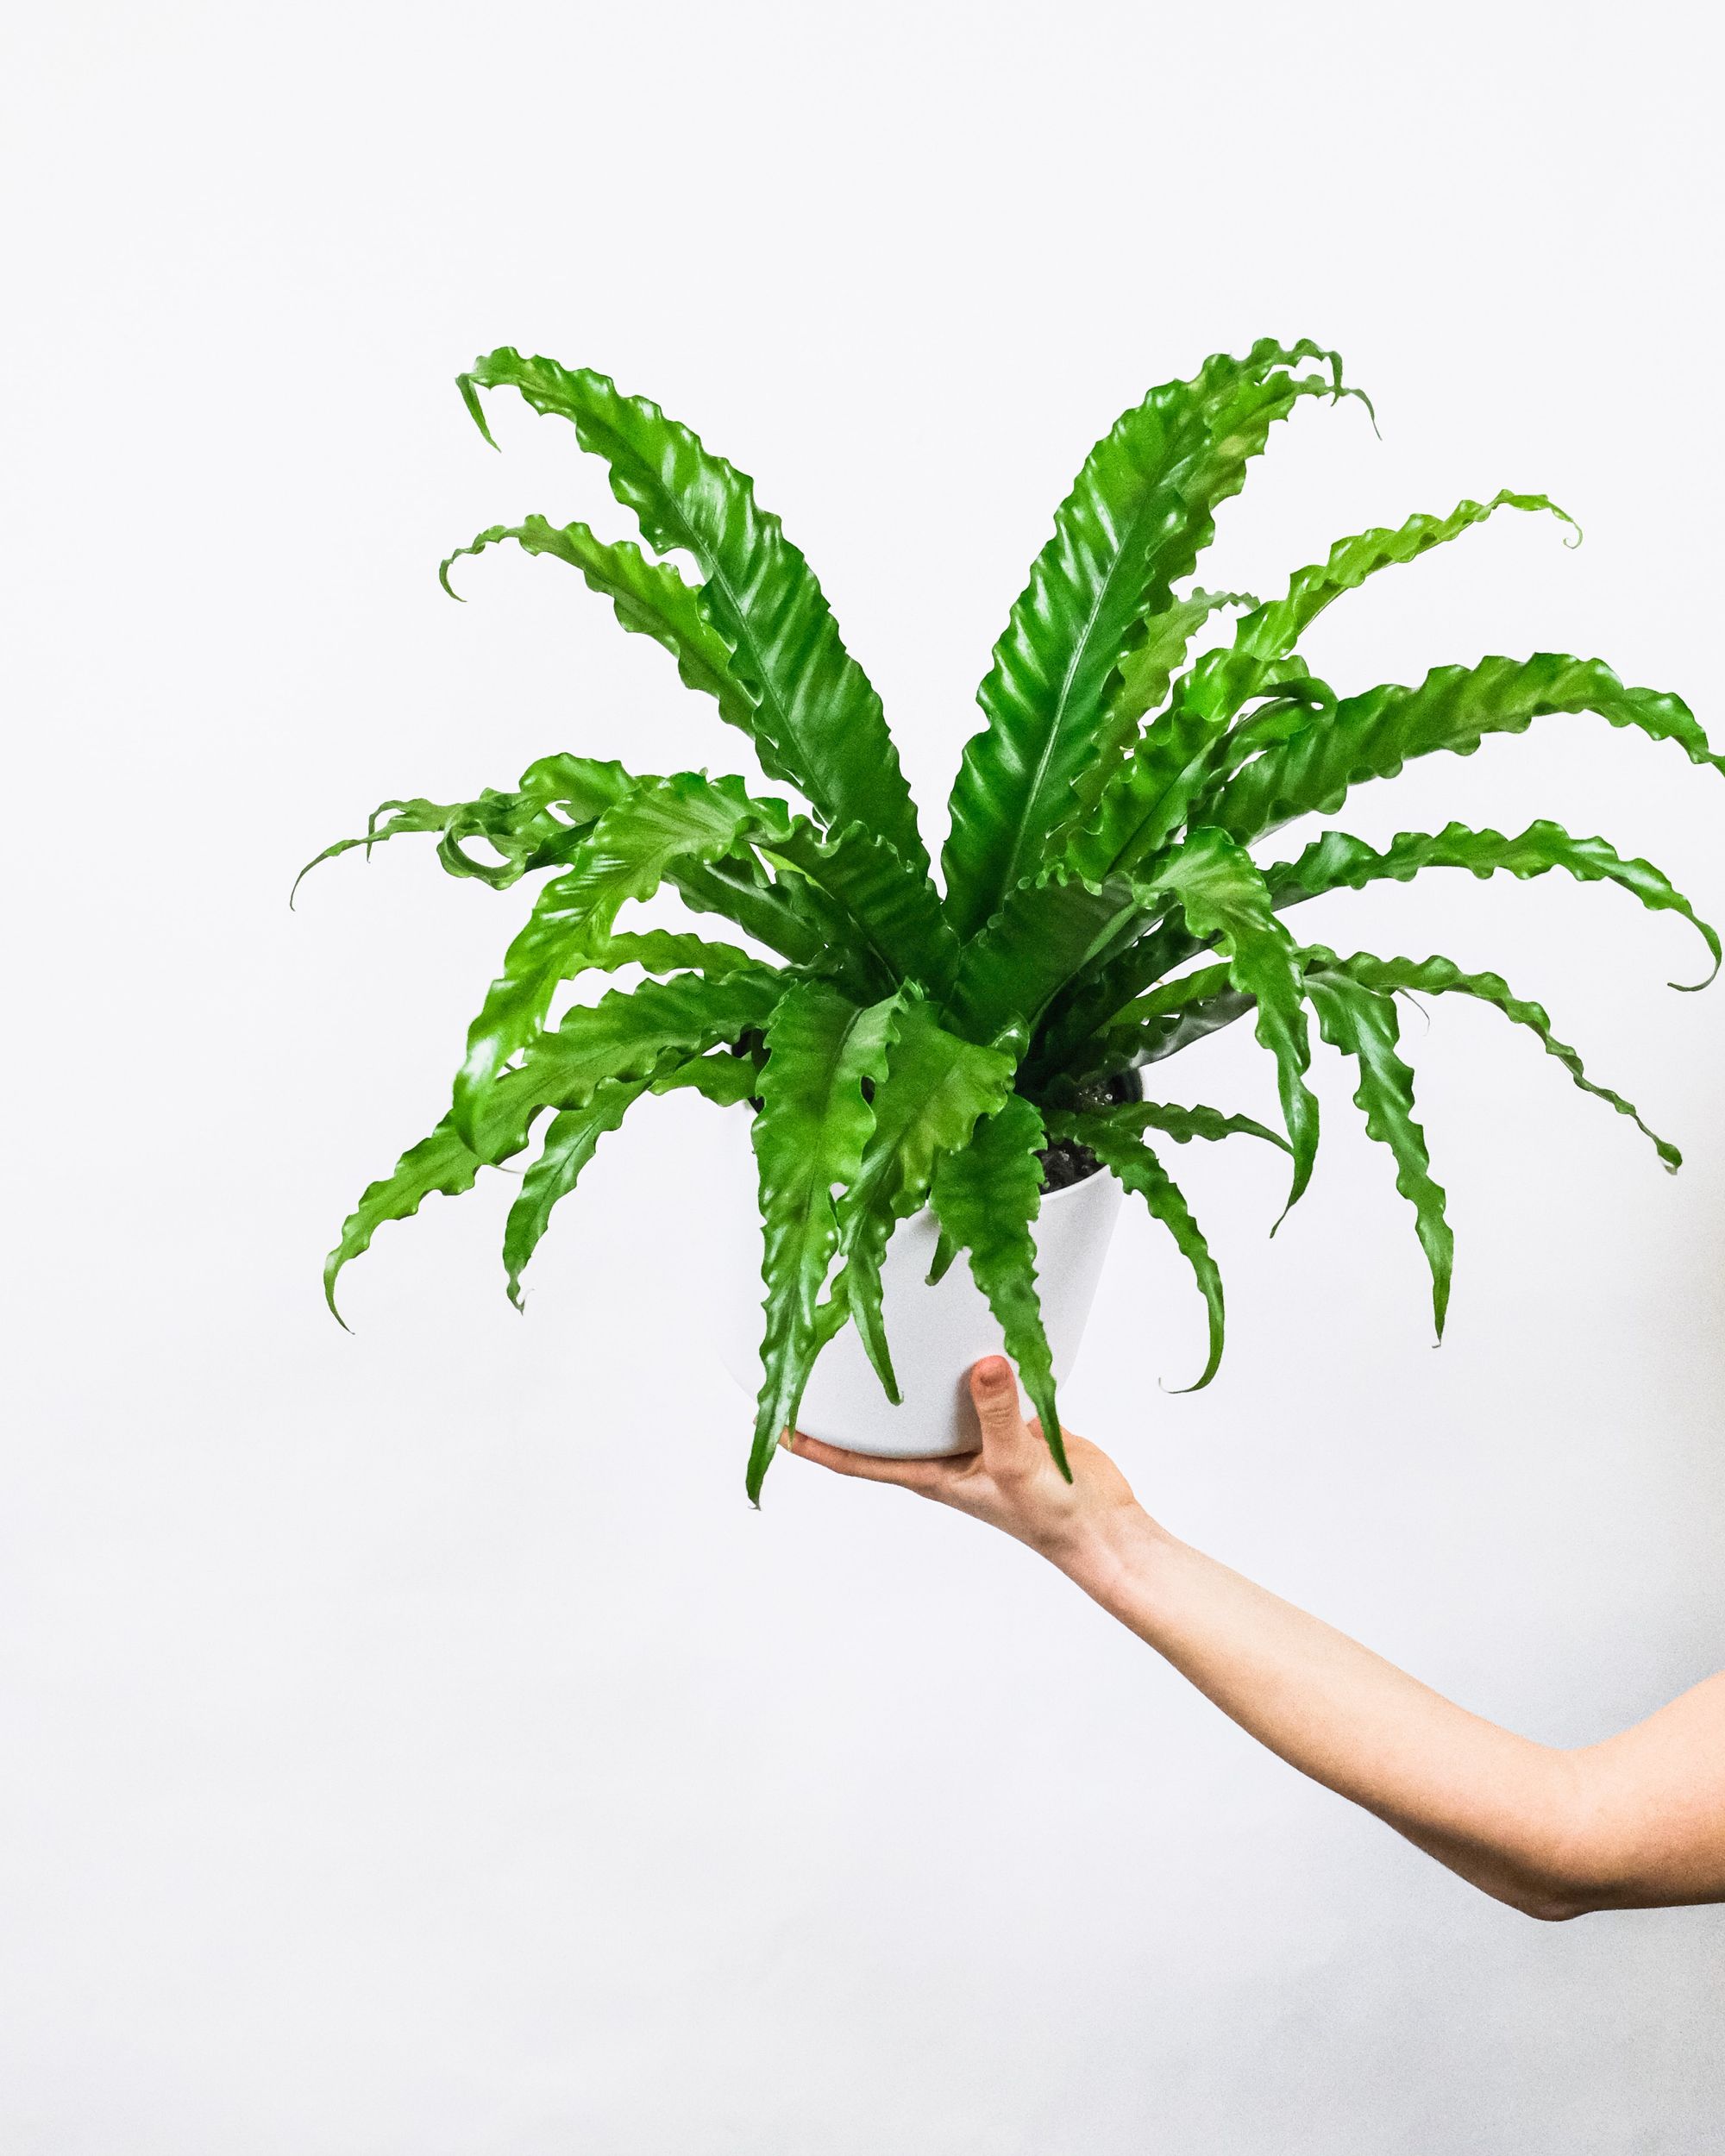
[1669, 923, 1722, 993]
[455, 370, 501, 448]
[437, 551, 467, 600]
[288, 850, 332, 909]
[1341, 383, 1381, 439]
[1267, 1186, 1302, 1239]
[1271, 1154, 1314, 1232]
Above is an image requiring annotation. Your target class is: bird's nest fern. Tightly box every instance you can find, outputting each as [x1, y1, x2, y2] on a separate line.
[304, 340, 1718, 1500]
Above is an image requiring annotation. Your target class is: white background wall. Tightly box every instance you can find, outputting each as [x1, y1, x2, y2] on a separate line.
[3, 3, 1722, 2148]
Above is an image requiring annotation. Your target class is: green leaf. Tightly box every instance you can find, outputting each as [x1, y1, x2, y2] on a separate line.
[1047, 1111, 1226, 1390]
[828, 1000, 1018, 1401]
[296, 797, 467, 899]
[324, 1119, 484, 1325]
[1265, 820, 1720, 989]
[476, 968, 786, 1164]
[295, 753, 637, 899]
[503, 1077, 653, 1307]
[452, 773, 788, 1144]
[459, 349, 928, 874]
[764, 819, 959, 993]
[1104, 588, 1259, 741]
[1063, 591, 1267, 843]
[1208, 655, 1725, 846]
[1080, 952, 1233, 1033]
[649, 1050, 762, 1106]
[1090, 1099, 1289, 1151]
[1066, 980, 1258, 1093]
[667, 854, 830, 970]
[298, 751, 846, 975]
[577, 928, 761, 978]
[942, 340, 1359, 936]
[746, 984, 901, 1501]
[1145, 830, 1320, 1209]
[944, 865, 1144, 1044]
[439, 517, 757, 736]
[1231, 492, 1577, 665]
[1028, 918, 1207, 1076]
[1302, 967, 1452, 1336]
[930, 1094, 1069, 1475]
[1312, 945, 1680, 1172]
[1200, 674, 1342, 794]
[1066, 653, 1330, 884]
[323, 1069, 553, 1322]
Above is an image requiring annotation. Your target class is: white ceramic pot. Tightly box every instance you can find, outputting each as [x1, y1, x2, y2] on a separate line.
[712, 1141, 1125, 1458]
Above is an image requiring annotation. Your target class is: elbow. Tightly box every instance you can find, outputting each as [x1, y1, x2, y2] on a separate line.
[1490, 1757, 1612, 1921]
[1501, 1759, 1620, 1921]
[1506, 1881, 1593, 1923]
[1488, 1856, 1602, 1921]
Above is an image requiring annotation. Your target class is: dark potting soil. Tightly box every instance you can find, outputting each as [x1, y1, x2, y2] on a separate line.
[1035, 1069, 1138, 1194]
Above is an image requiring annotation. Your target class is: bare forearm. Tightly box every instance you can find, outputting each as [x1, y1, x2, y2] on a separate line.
[1053, 1508, 1589, 1917]
[789, 1362, 1725, 1916]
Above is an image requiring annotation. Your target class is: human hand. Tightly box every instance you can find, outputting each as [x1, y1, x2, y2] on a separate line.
[783, 1355, 1157, 1584]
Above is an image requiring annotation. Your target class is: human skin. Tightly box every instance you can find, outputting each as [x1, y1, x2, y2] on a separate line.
[785, 1357, 1725, 1920]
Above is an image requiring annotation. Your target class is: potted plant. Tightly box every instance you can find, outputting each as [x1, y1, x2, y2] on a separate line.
[307, 338, 1717, 1501]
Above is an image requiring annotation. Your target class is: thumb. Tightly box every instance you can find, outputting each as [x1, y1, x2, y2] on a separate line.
[969, 1356, 1035, 1463]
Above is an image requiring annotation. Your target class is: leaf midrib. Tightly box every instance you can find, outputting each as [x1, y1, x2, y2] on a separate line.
[990, 470, 1185, 906]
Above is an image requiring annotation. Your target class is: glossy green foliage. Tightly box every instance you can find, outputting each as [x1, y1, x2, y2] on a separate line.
[1265, 821, 1721, 988]
[453, 772, 783, 1143]
[503, 1081, 652, 1309]
[311, 340, 1716, 1498]
[1045, 1106, 1231, 1393]
[1229, 492, 1576, 665]
[746, 984, 901, 1500]
[930, 1095, 1067, 1475]
[1144, 829, 1320, 1209]
[943, 341, 1359, 937]
[827, 1000, 1017, 1404]
[1302, 968, 1452, 1333]
[1312, 947, 1680, 1170]
[458, 348, 930, 879]
[442, 516, 756, 735]
[1208, 655, 1722, 843]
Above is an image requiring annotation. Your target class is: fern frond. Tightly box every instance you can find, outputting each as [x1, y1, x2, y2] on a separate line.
[1047, 1109, 1226, 1391]
[747, 985, 901, 1501]
[930, 1095, 1069, 1476]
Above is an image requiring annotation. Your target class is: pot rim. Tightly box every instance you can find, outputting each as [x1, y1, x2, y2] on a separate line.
[1036, 1153, 1118, 1209]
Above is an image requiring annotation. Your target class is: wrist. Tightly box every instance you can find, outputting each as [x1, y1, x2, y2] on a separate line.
[1039, 1500, 1171, 1608]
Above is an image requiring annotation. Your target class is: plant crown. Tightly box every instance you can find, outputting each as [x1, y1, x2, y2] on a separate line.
[308, 341, 1718, 1499]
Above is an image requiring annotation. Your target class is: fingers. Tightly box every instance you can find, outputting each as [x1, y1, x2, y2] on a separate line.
[781, 1430, 950, 1494]
[968, 1356, 1038, 1466]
